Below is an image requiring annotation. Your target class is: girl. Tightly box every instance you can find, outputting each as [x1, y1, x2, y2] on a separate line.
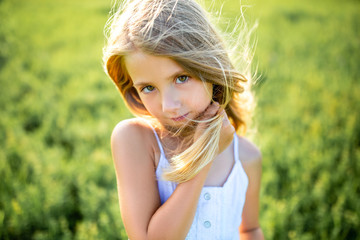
[103, 0, 264, 239]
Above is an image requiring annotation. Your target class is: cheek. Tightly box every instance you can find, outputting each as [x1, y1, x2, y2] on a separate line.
[138, 96, 158, 116]
[187, 82, 213, 112]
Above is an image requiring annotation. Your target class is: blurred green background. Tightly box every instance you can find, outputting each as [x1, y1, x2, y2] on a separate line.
[0, 0, 359, 239]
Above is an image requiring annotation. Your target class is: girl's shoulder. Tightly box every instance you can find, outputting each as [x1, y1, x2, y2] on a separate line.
[112, 118, 154, 141]
[111, 118, 160, 167]
[235, 134, 262, 175]
[235, 134, 262, 164]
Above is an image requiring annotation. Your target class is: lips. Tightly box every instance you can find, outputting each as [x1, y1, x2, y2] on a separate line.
[171, 113, 189, 121]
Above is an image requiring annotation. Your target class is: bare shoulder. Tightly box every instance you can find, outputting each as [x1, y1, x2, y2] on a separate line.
[111, 118, 158, 167]
[236, 134, 262, 165]
[235, 134, 262, 189]
[112, 118, 153, 140]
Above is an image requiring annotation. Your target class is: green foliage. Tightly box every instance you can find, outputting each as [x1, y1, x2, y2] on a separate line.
[0, 0, 359, 239]
[0, 0, 129, 239]
[251, 0, 360, 239]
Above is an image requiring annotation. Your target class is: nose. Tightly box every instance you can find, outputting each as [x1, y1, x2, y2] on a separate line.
[162, 87, 181, 114]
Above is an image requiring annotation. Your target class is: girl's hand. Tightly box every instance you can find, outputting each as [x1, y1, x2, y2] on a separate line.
[194, 102, 235, 154]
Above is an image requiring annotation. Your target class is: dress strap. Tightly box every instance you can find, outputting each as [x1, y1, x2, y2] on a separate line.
[233, 133, 249, 186]
[152, 128, 166, 157]
[233, 133, 240, 163]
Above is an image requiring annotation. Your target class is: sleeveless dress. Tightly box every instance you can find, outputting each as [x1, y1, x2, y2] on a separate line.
[151, 128, 249, 240]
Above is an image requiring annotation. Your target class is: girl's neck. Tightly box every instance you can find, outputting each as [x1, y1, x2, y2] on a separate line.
[148, 118, 196, 157]
[155, 127, 191, 159]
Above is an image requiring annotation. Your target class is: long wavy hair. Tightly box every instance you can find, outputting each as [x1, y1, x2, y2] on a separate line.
[103, 0, 256, 183]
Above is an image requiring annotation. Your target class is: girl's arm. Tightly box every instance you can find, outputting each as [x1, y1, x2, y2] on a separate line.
[112, 121, 211, 239]
[238, 137, 265, 240]
[112, 105, 233, 240]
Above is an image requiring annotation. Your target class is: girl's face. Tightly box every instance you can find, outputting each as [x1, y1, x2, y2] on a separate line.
[125, 51, 213, 128]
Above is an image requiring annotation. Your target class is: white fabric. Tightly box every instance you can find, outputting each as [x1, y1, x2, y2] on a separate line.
[152, 129, 249, 240]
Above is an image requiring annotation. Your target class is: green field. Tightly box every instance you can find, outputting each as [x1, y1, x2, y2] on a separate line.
[1, 0, 359, 239]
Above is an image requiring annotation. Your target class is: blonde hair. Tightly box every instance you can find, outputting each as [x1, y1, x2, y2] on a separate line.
[103, 0, 255, 183]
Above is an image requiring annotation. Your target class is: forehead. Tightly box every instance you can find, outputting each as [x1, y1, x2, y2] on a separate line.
[124, 51, 184, 85]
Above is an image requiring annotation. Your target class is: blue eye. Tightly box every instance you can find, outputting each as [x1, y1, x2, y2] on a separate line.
[141, 85, 155, 93]
[176, 75, 189, 84]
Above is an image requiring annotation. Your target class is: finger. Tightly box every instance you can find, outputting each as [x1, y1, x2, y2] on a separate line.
[202, 102, 220, 119]
[220, 109, 231, 126]
[194, 102, 220, 141]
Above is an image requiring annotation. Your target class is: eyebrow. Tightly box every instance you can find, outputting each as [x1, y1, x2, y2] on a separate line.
[133, 70, 187, 87]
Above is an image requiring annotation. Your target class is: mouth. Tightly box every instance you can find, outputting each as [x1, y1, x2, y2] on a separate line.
[170, 113, 189, 122]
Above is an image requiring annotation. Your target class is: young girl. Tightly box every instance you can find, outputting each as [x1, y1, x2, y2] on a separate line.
[103, 0, 264, 239]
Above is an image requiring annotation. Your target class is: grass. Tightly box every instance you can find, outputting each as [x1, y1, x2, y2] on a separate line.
[0, 0, 359, 239]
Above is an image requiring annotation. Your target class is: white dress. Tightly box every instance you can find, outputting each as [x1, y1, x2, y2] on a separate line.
[152, 128, 249, 240]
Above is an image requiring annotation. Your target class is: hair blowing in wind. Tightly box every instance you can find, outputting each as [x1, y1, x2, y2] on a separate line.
[103, 0, 256, 183]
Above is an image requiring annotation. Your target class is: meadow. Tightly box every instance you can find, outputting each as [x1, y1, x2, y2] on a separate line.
[0, 0, 359, 239]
